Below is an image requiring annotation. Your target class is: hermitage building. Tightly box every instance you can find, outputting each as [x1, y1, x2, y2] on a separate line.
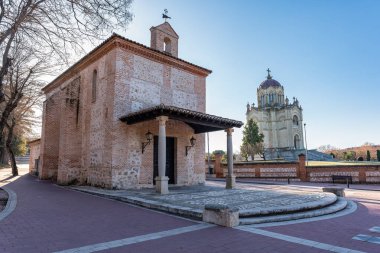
[37, 21, 242, 193]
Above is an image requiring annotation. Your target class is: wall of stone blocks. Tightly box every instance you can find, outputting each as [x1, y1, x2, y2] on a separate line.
[111, 119, 204, 189]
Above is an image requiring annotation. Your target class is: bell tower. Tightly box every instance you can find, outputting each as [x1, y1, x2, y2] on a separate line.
[150, 22, 179, 57]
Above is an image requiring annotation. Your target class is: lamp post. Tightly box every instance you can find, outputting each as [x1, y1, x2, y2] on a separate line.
[304, 123, 308, 165]
[207, 132, 211, 174]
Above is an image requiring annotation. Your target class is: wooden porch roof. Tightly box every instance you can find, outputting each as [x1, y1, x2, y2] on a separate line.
[120, 104, 243, 134]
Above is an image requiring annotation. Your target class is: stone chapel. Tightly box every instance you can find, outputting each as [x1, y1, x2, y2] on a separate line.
[38, 21, 242, 193]
[246, 69, 305, 160]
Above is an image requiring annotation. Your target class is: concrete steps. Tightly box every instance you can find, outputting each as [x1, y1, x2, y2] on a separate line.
[239, 197, 348, 225]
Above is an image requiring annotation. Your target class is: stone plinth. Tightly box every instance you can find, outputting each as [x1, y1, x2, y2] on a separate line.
[155, 176, 169, 194]
[226, 175, 236, 189]
[203, 204, 239, 227]
[322, 187, 345, 197]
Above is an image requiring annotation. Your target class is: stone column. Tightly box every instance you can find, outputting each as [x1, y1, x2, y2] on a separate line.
[225, 128, 236, 189]
[155, 116, 169, 194]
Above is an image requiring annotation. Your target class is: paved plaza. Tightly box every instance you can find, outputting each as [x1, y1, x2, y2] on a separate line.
[0, 164, 379, 252]
[70, 181, 340, 221]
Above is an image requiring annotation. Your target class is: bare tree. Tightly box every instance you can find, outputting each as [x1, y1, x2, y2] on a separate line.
[1, 37, 44, 173]
[0, 0, 133, 164]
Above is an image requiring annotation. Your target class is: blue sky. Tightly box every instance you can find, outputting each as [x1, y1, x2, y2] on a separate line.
[118, 0, 380, 152]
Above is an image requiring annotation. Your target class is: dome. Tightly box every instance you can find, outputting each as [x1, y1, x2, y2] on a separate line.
[259, 69, 282, 89]
[259, 78, 282, 89]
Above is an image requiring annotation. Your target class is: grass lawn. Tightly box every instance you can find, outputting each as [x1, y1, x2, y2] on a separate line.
[307, 161, 380, 166]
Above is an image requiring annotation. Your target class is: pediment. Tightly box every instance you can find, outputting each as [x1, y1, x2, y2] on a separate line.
[150, 22, 179, 39]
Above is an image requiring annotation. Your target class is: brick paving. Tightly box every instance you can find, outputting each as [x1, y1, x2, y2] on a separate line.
[263, 193, 380, 253]
[0, 164, 379, 253]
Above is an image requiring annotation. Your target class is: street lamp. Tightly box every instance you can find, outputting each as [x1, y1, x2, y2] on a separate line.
[304, 123, 308, 165]
[142, 130, 153, 153]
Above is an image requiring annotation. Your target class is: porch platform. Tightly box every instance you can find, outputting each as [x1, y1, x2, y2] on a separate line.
[68, 180, 351, 225]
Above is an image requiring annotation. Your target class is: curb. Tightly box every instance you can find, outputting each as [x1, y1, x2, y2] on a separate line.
[0, 187, 17, 222]
[206, 178, 380, 191]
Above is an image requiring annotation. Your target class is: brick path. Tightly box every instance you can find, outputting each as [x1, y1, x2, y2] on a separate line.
[0, 165, 379, 252]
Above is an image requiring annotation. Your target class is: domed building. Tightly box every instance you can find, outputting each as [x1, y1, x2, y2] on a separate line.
[246, 69, 305, 160]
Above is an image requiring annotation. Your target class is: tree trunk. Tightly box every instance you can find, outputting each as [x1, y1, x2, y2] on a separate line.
[5, 121, 18, 176]
[0, 122, 7, 164]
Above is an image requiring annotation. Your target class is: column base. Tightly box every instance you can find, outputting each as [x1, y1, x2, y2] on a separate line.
[155, 176, 169, 194]
[226, 175, 236, 189]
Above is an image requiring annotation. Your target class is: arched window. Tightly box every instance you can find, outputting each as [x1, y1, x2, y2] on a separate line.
[294, 135, 300, 149]
[164, 37, 171, 54]
[92, 70, 97, 102]
[293, 115, 299, 126]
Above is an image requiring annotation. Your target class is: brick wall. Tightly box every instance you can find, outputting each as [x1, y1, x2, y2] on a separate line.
[220, 161, 300, 181]
[57, 77, 83, 185]
[40, 38, 207, 189]
[306, 165, 380, 183]
[208, 155, 380, 183]
[39, 91, 61, 180]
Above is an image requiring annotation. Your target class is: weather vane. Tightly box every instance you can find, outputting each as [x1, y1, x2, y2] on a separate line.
[162, 9, 171, 22]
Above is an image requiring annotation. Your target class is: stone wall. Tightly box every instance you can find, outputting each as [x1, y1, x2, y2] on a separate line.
[109, 46, 206, 189]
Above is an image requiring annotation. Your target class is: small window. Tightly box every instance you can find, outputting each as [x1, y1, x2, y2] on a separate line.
[92, 70, 97, 102]
[293, 115, 299, 126]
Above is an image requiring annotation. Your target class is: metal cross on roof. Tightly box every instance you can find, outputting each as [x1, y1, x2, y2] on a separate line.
[267, 68, 272, 79]
[162, 9, 171, 22]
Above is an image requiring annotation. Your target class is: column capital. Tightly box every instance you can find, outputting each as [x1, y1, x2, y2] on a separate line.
[225, 128, 234, 135]
[156, 116, 169, 125]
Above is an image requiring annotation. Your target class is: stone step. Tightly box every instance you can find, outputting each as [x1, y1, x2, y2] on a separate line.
[239, 193, 337, 217]
[239, 198, 348, 225]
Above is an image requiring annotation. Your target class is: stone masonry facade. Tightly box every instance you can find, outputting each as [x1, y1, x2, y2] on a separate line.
[39, 22, 211, 189]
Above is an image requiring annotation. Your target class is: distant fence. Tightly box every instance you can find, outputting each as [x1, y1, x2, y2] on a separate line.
[206, 154, 380, 183]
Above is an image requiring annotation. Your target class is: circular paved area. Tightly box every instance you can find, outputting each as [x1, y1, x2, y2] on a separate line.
[72, 181, 337, 218]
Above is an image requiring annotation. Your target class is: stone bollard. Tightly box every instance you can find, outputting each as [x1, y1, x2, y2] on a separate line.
[202, 204, 239, 227]
[322, 187, 345, 197]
